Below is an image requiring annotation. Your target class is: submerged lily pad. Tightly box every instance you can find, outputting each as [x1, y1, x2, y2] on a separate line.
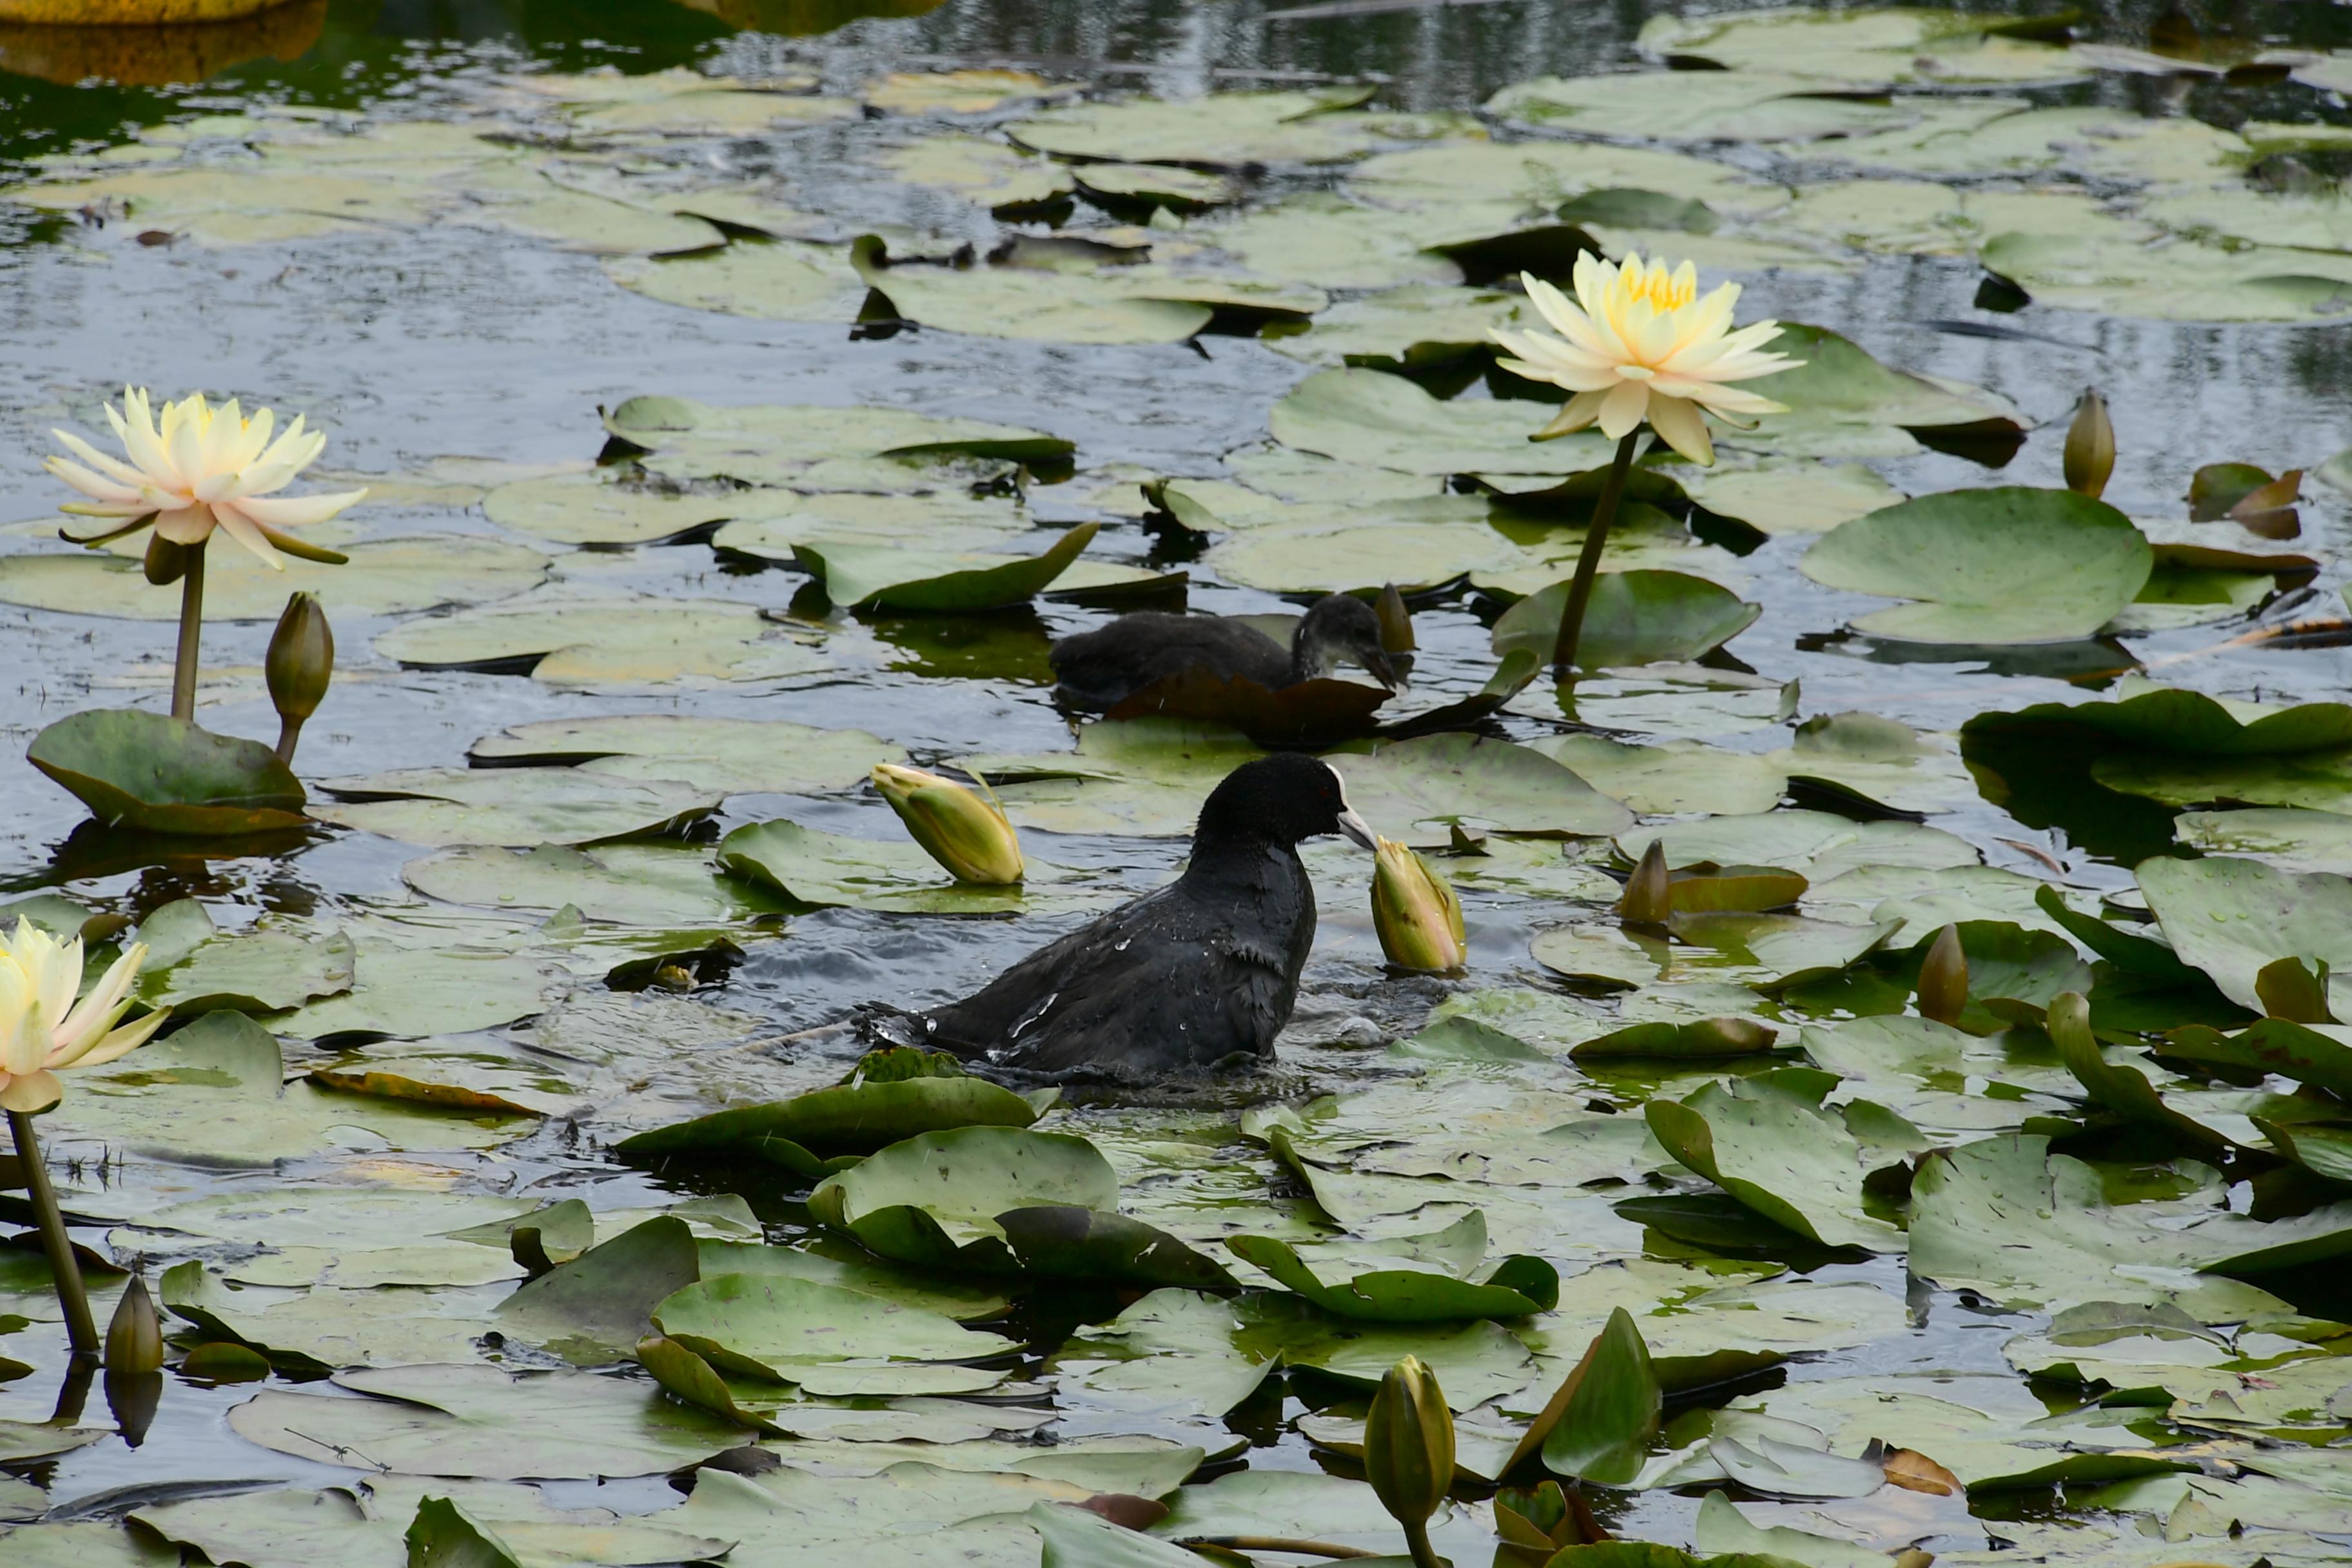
[28, 710, 306, 836]
[1801, 487, 2152, 643]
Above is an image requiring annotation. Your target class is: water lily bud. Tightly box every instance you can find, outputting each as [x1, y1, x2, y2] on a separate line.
[105, 1273, 164, 1374]
[1372, 837, 1466, 972]
[2064, 389, 2114, 499]
[1364, 1355, 1454, 1530]
[1917, 923, 1968, 1026]
[1375, 582, 1417, 653]
[142, 533, 196, 586]
[872, 764, 1024, 885]
[1620, 840, 1671, 926]
[266, 591, 333, 765]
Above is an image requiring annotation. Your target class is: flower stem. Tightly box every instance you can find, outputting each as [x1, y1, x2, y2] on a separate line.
[1550, 430, 1643, 674]
[171, 542, 207, 723]
[6, 1110, 98, 1357]
[1173, 1539, 1381, 1561]
[274, 716, 304, 766]
[1402, 1518, 1444, 1568]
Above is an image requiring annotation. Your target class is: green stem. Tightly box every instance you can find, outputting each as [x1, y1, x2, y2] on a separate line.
[1550, 429, 1643, 674]
[6, 1110, 97, 1357]
[274, 716, 304, 767]
[1402, 1518, 1443, 1568]
[171, 542, 206, 723]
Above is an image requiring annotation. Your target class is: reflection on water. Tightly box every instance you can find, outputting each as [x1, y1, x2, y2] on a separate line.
[0, 0, 322, 86]
[673, 0, 945, 36]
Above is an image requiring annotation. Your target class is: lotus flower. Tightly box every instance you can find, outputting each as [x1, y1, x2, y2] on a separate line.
[872, 764, 1024, 885]
[0, 921, 167, 1113]
[46, 388, 366, 569]
[1492, 253, 1801, 466]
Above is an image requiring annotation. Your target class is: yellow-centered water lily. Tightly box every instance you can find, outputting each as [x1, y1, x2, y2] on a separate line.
[0, 920, 167, 1113]
[1371, 836, 1466, 972]
[46, 387, 366, 569]
[1492, 253, 1799, 466]
[872, 763, 1025, 885]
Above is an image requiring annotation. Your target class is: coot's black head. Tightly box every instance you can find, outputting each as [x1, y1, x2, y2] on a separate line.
[1195, 754, 1378, 852]
[1294, 594, 1405, 691]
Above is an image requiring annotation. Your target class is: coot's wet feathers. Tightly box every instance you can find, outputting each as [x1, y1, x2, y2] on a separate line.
[894, 754, 1376, 1080]
[1050, 595, 1397, 713]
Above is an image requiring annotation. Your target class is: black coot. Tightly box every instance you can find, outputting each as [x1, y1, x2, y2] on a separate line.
[1048, 594, 1402, 712]
[892, 754, 1377, 1079]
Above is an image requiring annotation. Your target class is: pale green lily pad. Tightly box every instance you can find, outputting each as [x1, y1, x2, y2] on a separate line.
[135, 902, 357, 1014]
[963, 718, 1265, 838]
[710, 490, 1034, 558]
[403, 844, 750, 927]
[1227, 1215, 1558, 1322]
[1637, 7, 2077, 84]
[1681, 461, 1906, 536]
[228, 1364, 753, 1479]
[1621, 811, 1980, 880]
[1542, 662, 1798, 739]
[1529, 736, 1787, 817]
[374, 593, 830, 689]
[1332, 733, 1635, 837]
[1492, 571, 1761, 668]
[2173, 807, 2352, 874]
[1982, 223, 2352, 323]
[470, 714, 901, 795]
[666, 1465, 1050, 1568]
[809, 1127, 1122, 1273]
[2137, 855, 2352, 1012]
[653, 1273, 1015, 1376]
[1742, 324, 2024, 456]
[1773, 712, 1975, 816]
[1646, 1075, 1906, 1251]
[605, 239, 869, 323]
[1801, 486, 2151, 643]
[1264, 281, 1520, 364]
[312, 767, 720, 848]
[718, 818, 1095, 915]
[1271, 368, 1614, 475]
[0, 1524, 177, 1567]
[161, 1263, 500, 1371]
[0, 534, 547, 622]
[878, 135, 1075, 212]
[1007, 88, 1384, 168]
[482, 470, 753, 546]
[620, 1071, 1045, 1164]
[1487, 71, 1914, 142]
[853, 238, 1212, 345]
[798, 522, 1100, 611]
[604, 395, 1072, 482]
[1970, 676, 2352, 756]
[1910, 1133, 2352, 1317]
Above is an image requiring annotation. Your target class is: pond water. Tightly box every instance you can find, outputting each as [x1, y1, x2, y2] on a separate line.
[5, 1, 2352, 1565]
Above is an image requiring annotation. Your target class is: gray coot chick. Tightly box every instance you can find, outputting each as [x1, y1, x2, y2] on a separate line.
[1048, 594, 1403, 712]
[888, 754, 1377, 1080]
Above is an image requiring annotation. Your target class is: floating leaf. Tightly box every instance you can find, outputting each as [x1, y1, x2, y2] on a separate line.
[1644, 1075, 1903, 1251]
[619, 1074, 1045, 1168]
[1226, 1223, 1557, 1322]
[1333, 734, 1635, 837]
[311, 767, 718, 848]
[808, 1127, 1121, 1273]
[0, 534, 547, 621]
[796, 522, 1101, 611]
[1801, 487, 2151, 643]
[1491, 571, 1761, 669]
[28, 710, 306, 836]
[651, 1273, 1014, 1377]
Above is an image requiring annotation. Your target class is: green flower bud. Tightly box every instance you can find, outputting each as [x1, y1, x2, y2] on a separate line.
[142, 533, 197, 587]
[1372, 836, 1466, 972]
[105, 1272, 164, 1374]
[1620, 839, 1671, 926]
[872, 763, 1024, 885]
[1364, 1354, 1454, 1530]
[2064, 389, 2114, 499]
[266, 591, 334, 726]
[1917, 923, 1968, 1026]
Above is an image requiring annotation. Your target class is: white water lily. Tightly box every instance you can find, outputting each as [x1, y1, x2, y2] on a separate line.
[46, 387, 366, 569]
[1492, 253, 1801, 466]
[0, 921, 166, 1113]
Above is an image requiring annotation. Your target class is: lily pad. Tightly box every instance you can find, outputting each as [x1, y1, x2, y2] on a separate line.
[797, 522, 1101, 611]
[652, 1273, 1014, 1377]
[1272, 368, 1615, 476]
[312, 767, 719, 848]
[718, 819, 1072, 915]
[28, 709, 306, 836]
[2138, 855, 2352, 1012]
[374, 593, 829, 689]
[0, 534, 547, 621]
[1492, 571, 1761, 669]
[808, 1127, 1122, 1273]
[1332, 734, 1635, 837]
[603, 395, 1073, 482]
[1801, 487, 2151, 643]
[1226, 1219, 1558, 1322]
[470, 714, 901, 796]
[1006, 88, 1384, 168]
[1644, 1075, 1904, 1251]
[620, 1073, 1046, 1168]
[852, 237, 1212, 346]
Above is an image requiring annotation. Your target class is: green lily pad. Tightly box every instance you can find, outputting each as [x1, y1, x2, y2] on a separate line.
[1226, 1219, 1558, 1322]
[797, 521, 1100, 611]
[652, 1273, 1015, 1378]
[374, 592, 830, 689]
[1638, 7, 2077, 84]
[135, 902, 357, 1014]
[2138, 855, 2352, 1012]
[1970, 677, 2352, 757]
[1645, 1075, 1904, 1251]
[808, 1127, 1122, 1273]
[995, 1206, 1240, 1290]
[0, 533, 547, 622]
[1801, 486, 2151, 643]
[403, 843, 773, 927]
[1492, 571, 1761, 669]
[619, 1073, 1045, 1166]
[710, 490, 1035, 560]
[717, 818, 1073, 916]
[603, 395, 1073, 482]
[1680, 461, 1906, 537]
[852, 237, 1213, 345]
[1910, 1133, 2352, 1316]
[28, 709, 306, 836]
[469, 714, 900, 796]
[1487, 70, 1912, 142]
[1006, 87, 1383, 168]
[606, 237, 868, 322]
[226, 1364, 752, 1480]
[311, 767, 719, 848]
[1529, 736, 1786, 816]
[878, 134, 1075, 213]
[1271, 368, 1615, 475]
[494, 1217, 702, 1362]
[1331, 733, 1635, 837]
[1535, 1308, 1664, 1485]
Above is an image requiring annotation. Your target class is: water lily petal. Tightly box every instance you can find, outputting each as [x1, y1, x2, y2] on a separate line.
[44, 454, 145, 505]
[51, 429, 149, 491]
[1596, 378, 1651, 439]
[1645, 394, 1715, 466]
[230, 488, 369, 531]
[210, 504, 287, 570]
[153, 504, 219, 545]
[0, 1069, 63, 1114]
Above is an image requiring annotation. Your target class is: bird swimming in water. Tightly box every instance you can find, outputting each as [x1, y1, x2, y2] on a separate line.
[1048, 594, 1404, 714]
[880, 753, 1377, 1080]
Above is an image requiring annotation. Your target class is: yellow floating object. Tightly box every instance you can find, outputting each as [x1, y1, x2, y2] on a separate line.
[0, 0, 318, 85]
